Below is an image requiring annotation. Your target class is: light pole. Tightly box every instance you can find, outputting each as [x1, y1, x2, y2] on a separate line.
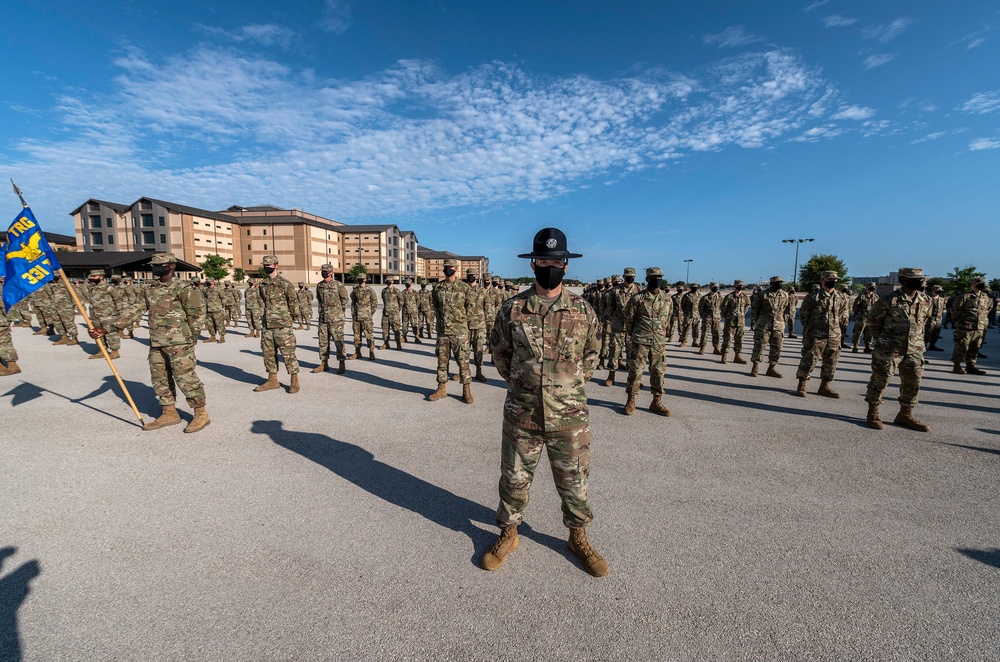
[782, 238, 814, 290]
[684, 259, 694, 283]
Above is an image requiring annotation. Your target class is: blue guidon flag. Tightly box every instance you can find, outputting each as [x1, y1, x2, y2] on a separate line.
[2, 207, 62, 312]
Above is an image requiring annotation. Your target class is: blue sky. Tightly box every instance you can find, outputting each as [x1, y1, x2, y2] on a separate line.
[1, 0, 998, 282]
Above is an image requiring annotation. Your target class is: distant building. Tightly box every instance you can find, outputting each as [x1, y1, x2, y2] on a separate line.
[417, 247, 489, 282]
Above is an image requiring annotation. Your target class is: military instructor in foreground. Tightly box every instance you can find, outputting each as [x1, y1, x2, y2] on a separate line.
[483, 228, 608, 577]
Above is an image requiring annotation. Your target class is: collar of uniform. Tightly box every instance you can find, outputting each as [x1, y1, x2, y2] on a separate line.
[524, 287, 571, 314]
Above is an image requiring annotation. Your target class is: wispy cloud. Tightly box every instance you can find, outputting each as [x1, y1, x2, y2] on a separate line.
[196, 23, 299, 49]
[911, 132, 946, 144]
[1, 47, 869, 223]
[953, 22, 998, 50]
[702, 26, 764, 48]
[969, 138, 1000, 151]
[804, 0, 831, 12]
[323, 0, 352, 34]
[864, 54, 896, 70]
[862, 18, 916, 43]
[960, 91, 1000, 114]
[823, 15, 857, 28]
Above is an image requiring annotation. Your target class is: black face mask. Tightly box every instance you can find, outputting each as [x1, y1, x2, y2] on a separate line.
[263, 266, 276, 275]
[443, 267, 456, 278]
[900, 278, 925, 292]
[89, 279, 101, 285]
[647, 276, 663, 291]
[710, 287, 718, 293]
[770, 283, 783, 292]
[150, 265, 170, 278]
[823, 281, 837, 290]
[624, 276, 635, 284]
[466, 277, 477, 285]
[735, 285, 744, 292]
[867, 287, 875, 292]
[534, 265, 565, 290]
[321, 271, 331, 279]
[690, 287, 698, 292]
[975, 283, 987, 291]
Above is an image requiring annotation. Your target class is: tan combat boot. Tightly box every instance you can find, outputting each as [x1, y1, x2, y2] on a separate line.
[952, 362, 965, 374]
[51, 336, 67, 346]
[368, 347, 376, 361]
[218, 334, 225, 344]
[894, 406, 929, 432]
[0, 361, 21, 376]
[64, 337, 79, 346]
[852, 342, 859, 353]
[966, 362, 987, 376]
[733, 353, 747, 364]
[204, 334, 216, 343]
[623, 394, 636, 415]
[475, 366, 487, 383]
[597, 359, 605, 370]
[380, 338, 389, 350]
[245, 331, 255, 339]
[649, 395, 670, 416]
[713, 346, 722, 356]
[462, 383, 474, 404]
[795, 379, 807, 397]
[720, 354, 728, 364]
[108, 350, 120, 360]
[698, 345, 706, 355]
[254, 374, 280, 392]
[750, 362, 760, 377]
[184, 407, 210, 433]
[305, 322, 311, 330]
[337, 359, 346, 374]
[428, 383, 448, 401]
[395, 332, 402, 350]
[817, 380, 840, 398]
[765, 364, 783, 378]
[866, 402, 883, 429]
[568, 528, 609, 577]
[143, 405, 182, 431]
[604, 370, 615, 387]
[481, 525, 519, 571]
[348, 348, 361, 360]
[311, 361, 328, 373]
[296, 323, 303, 330]
[288, 374, 300, 394]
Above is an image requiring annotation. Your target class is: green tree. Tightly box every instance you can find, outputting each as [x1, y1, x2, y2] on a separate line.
[990, 278, 1000, 293]
[347, 263, 367, 282]
[232, 267, 247, 283]
[926, 276, 948, 291]
[200, 254, 232, 280]
[944, 265, 986, 294]
[798, 254, 848, 291]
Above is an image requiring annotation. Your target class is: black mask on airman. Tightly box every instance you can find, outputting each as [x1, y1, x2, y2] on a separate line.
[624, 275, 635, 284]
[647, 276, 663, 291]
[443, 267, 456, 278]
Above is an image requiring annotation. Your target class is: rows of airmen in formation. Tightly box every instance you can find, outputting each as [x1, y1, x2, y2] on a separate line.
[0, 260, 994, 435]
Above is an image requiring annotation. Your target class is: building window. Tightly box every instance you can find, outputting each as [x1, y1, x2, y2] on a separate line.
[106, 217, 113, 227]
[159, 216, 165, 226]
[141, 214, 153, 227]
[160, 234, 167, 243]
[246, 229, 250, 236]
[142, 231, 155, 244]
[248, 258, 253, 265]
[89, 215, 100, 228]
[108, 235, 114, 245]
[91, 233, 103, 245]
[263, 244, 267, 251]
[247, 244, 251, 251]
[140, 201, 152, 210]
[263, 229, 267, 236]
[88, 202, 100, 212]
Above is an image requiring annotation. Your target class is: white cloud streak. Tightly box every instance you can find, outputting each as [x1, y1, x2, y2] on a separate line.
[960, 91, 1000, 114]
[864, 54, 896, 70]
[862, 18, 916, 43]
[196, 23, 299, 49]
[1, 47, 869, 223]
[969, 138, 1000, 151]
[823, 15, 857, 28]
[701, 26, 764, 48]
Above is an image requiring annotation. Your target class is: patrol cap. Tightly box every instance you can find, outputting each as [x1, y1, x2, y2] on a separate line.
[443, 258, 459, 267]
[867, 282, 876, 287]
[812, 283, 820, 290]
[149, 252, 177, 265]
[769, 276, 785, 284]
[298, 282, 304, 286]
[970, 276, 986, 285]
[820, 270, 839, 280]
[492, 277, 501, 285]
[321, 263, 334, 271]
[624, 267, 636, 277]
[466, 269, 478, 277]
[517, 227, 582, 260]
[932, 284, 943, 292]
[262, 255, 279, 266]
[733, 279, 745, 286]
[404, 278, 412, 285]
[484, 273, 492, 280]
[689, 282, 700, 288]
[898, 267, 925, 280]
[612, 274, 622, 283]
[709, 281, 718, 288]
[88, 269, 106, 278]
[645, 267, 663, 277]
[602, 277, 611, 285]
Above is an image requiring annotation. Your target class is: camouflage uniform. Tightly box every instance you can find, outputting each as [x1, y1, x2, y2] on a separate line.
[852, 286, 879, 351]
[750, 277, 792, 375]
[86, 272, 123, 353]
[482, 275, 497, 355]
[795, 273, 850, 392]
[296, 284, 313, 330]
[597, 278, 612, 365]
[432, 266, 472, 385]
[107, 264, 206, 410]
[720, 282, 752, 363]
[697, 284, 723, 354]
[204, 283, 227, 341]
[418, 285, 434, 338]
[0, 298, 19, 373]
[951, 279, 992, 372]
[491, 287, 599, 529]
[259, 262, 300, 376]
[668, 285, 684, 342]
[28, 289, 52, 333]
[839, 285, 852, 347]
[350, 281, 378, 356]
[316, 268, 350, 363]
[464, 271, 488, 373]
[679, 285, 702, 346]
[224, 283, 240, 326]
[925, 286, 946, 350]
[400, 281, 421, 342]
[606, 270, 639, 371]
[785, 289, 798, 338]
[624, 269, 672, 406]
[47, 278, 79, 343]
[244, 282, 263, 335]
[380, 281, 402, 348]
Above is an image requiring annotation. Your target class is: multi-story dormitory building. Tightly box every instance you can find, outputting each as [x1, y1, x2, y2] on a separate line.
[71, 198, 488, 283]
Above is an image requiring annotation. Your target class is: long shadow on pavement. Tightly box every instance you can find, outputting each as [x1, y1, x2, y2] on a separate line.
[932, 441, 1000, 457]
[0, 546, 41, 662]
[252, 420, 574, 567]
[661, 386, 863, 425]
[955, 547, 1000, 569]
[197, 360, 263, 386]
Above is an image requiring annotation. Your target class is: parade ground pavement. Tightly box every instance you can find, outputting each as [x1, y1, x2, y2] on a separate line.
[2, 304, 998, 660]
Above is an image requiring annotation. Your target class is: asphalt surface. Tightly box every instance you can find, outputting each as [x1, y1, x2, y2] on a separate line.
[2, 292, 998, 660]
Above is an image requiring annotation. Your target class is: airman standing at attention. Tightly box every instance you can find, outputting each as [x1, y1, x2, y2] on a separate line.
[401, 279, 422, 343]
[244, 280, 263, 338]
[84, 270, 122, 360]
[0, 281, 22, 376]
[350, 274, 378, 360]
[482, 274, 496, 356]
[313, 264, 350, 374]
[604, 269, 639, 387]
[794, 270, 849, 398]
[203, 280, 227, 343]
[785, 285, 798, 339]
[484, 227, 606, 577]
[428, 258, 474, 403]
[296, 283, 313, 331]
[380, 278, 403, 350]
[254, 256, 301, 394]
[418, 283, 433, 339]
[224, 281, 240, 327]
[698, 282, 723, 355]
[925, 285, 946, 351]
[47, 275, 80, 347]
[679, 283, 702, 347]
[951, 277, 992, 376]
[623, 267, 672, 416]
[464, 269, 489, 382]
[864, 268, 932, 431]
[720, 280, 751, 365]
[852, 283, 879, 353]
[88, 253, 210, 433]
[839, 285, 852, 348]
[668, 283, 684, 342]
[596, 277, 611, 370]
[750, 276, 792, 378]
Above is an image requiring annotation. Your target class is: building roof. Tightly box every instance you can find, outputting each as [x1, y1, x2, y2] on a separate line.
[55, 250, 201, 274]
[335, 224, 398, 234]
[69, 199, 131, 215]
[1, 231, 76, 247]
[225, 205, 283, 212]
[138, 197, 235, 223]
[417, 247, 459, 259]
